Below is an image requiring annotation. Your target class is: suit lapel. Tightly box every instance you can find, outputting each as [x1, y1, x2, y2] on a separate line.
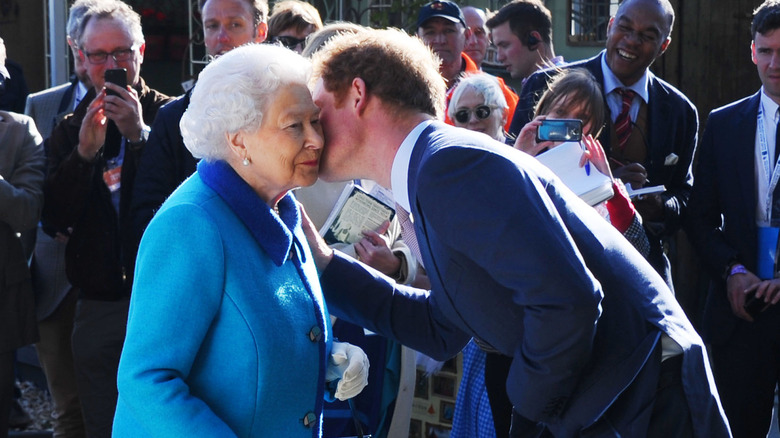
[646, 74, 672, 175]
[735, 93, 761, 228]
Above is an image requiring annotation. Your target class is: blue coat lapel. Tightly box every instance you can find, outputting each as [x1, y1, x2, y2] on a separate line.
[198, 160, 299, 266]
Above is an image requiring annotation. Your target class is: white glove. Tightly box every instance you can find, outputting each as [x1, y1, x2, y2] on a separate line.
[326, 341, 370, 401]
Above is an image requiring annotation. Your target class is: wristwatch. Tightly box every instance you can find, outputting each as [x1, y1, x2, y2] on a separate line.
[128, 125, 151, 146]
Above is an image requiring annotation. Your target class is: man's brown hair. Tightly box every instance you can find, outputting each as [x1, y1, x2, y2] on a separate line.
[311, 28, 446, 119]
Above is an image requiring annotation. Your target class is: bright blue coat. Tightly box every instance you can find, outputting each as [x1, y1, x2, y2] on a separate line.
[113, 160, 332, 437]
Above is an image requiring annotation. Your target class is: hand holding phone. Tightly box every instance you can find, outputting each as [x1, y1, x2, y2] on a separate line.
[104, 68, 127, 97]
[536, 119, 583, 143]
[743, 288, 767, 319]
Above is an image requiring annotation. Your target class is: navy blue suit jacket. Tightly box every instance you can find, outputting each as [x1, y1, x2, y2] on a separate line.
[687, 92, 780, 344]
[321, 121, 728, 437]
[510, 52, 697, 244]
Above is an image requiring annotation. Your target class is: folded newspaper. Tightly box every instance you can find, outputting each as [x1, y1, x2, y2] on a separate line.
[319, 183, 396, 245]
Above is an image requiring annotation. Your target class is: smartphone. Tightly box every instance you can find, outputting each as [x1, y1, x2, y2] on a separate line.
[743, 289, 766, 318]
[104, 68, 127, 97]
[536, 119, 583, 143]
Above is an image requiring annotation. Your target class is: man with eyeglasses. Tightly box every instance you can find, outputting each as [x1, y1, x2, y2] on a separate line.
[41, 1, 173, 435]
[130, 0, 268, 247]
[510, 0, 698, 296]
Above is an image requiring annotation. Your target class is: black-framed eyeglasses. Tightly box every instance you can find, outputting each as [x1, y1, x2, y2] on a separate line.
[270, 35, 306, 50]
[80, 47, 137, 65]
[454, 105, 493, 124]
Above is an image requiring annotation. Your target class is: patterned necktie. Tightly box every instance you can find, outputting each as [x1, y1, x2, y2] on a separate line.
[614, 88, 636, 151]
[395, 204, 424, 268]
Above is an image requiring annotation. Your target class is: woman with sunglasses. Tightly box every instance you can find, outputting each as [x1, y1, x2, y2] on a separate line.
[267, 0, 322, 53]
[448, 73, 509, 143]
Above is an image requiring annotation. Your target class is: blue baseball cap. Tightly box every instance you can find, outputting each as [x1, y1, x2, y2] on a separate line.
[416, 0, 466, 29]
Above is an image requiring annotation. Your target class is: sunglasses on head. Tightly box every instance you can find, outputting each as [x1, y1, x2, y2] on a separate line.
[454, 105, 493, 124]
[271, 35, 306, 50]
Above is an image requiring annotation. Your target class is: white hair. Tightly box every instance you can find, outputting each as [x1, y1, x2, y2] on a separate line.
[181, 44, 312, 161]
[447, 73, 508, 121]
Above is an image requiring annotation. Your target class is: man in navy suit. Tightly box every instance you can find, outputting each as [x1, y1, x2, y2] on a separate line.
[307, 28, 729, 437]
[687, 2, 780, 436]
[510, 0, 696, 292]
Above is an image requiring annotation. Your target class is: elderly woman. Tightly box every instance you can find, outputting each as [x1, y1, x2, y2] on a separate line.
[112, 44, 368, 437]
[448, 73, 508, 143]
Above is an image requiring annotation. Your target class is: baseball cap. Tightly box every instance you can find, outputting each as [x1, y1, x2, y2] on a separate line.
[416, 0, 466, 29]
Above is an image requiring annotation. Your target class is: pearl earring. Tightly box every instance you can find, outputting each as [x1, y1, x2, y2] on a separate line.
[242, 157, 250, 166]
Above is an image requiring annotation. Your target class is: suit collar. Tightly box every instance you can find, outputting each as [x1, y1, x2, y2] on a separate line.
[735, 92, 761, 225]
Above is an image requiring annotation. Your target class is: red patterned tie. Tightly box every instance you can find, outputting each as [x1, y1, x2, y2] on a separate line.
[614, 88, 636, 151]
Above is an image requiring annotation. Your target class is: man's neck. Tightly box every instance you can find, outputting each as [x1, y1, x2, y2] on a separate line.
[442, 56, 464, 88]
[373, 112, 434, 189]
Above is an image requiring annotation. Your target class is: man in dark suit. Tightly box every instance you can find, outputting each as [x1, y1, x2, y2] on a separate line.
[510, 0, 696, 292]
[307, 27, 730, 438]
[687, 2, 780, 437]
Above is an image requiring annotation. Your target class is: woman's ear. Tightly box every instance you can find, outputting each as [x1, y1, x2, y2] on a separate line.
[226, 131, 247, 162]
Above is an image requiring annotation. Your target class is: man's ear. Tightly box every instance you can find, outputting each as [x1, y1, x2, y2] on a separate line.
[752, 40, 758, 66]
[138, 43, 146, 60]
[527, 31, 542, 50]
[658, 36, 671, 56]
[351, 77, 369, 115]
[255, 22, 268, 43]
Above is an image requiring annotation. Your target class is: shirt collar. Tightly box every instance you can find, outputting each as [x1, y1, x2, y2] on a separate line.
[391, 120, 435, 212]
[601, 52, 650, 103]
[76, 81, 89, 104]
[761, 87, 780, 123]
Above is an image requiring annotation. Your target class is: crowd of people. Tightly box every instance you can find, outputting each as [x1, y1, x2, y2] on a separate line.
[3, 0, 780, 437]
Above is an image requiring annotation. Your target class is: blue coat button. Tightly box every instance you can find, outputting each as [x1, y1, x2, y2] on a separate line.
[302, 411, 317, 428]
[308, 326, 322, 342]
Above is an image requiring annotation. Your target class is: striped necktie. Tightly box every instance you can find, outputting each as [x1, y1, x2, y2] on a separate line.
[614, 88, 636, 151]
